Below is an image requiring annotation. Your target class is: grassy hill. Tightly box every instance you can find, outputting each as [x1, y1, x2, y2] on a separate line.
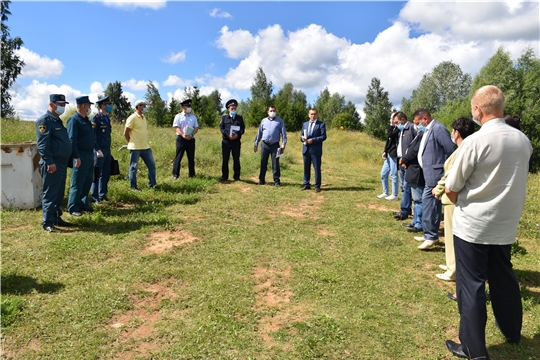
[1, 117, 539, 359]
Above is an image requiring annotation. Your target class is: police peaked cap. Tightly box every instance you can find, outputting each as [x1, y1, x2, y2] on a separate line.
[181, 99, 192, 107]
[226, 99, 238, 108]
[50, 94, 69, 103]
[96, 96, 110, 104]
[76, 95, 94, 105]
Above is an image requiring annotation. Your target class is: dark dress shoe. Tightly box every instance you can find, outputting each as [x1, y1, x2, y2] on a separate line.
[447, 292, 457, 302]
[445, 340, 468, 358]
[395, 213, 409, 220]
[233, 177, 240, 181]
[55, 218, 73, 227]
[315, 187, 321, 193]
[100, 195, 109, 201]
[407, 227, 423, 233]
[219, 177, 227, 182]
[257, 181, 266, 185]
[275, 183, 281, 187]
[402, 222, 414, 228]
[301, 185, 310, 190]
[43, 226, 59, 233]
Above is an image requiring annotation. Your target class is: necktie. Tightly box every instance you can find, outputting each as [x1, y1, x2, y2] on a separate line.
[309, 122, 315, 136]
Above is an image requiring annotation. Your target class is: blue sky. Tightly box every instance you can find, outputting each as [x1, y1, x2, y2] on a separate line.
[7, 1, 540, 120]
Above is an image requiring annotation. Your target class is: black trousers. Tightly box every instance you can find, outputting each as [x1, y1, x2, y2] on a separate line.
[259, 142, 280, 184]
[173, 136, 195, 178]
[454, 235, 522, 359]
[222, 140, 241, 180]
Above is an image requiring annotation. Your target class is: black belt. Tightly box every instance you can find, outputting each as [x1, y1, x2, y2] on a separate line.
[263, 141, 278, 145]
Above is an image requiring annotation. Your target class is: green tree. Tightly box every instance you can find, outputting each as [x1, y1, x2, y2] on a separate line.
[246, 67, 273, 126]
[1, 0, 24, 118]
[167, 97, 182, 126]
[273, 82, 308, 131]
[104, 81, 132, 123]
[144, 82, 168, 127]
[201, 89, 222, 127]
[363, 77, 393, 140]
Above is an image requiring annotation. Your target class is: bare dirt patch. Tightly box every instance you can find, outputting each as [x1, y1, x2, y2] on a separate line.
[144, 229, 198, 254]
[240, 185, 253, 194]
[281, 197, 324, 220]
[355, 202, 396, 212]
[0, 224, 32, 232]
[252, 263, 311, 349]
[317, 228, 335, 237]
[108, 279, 180, 359]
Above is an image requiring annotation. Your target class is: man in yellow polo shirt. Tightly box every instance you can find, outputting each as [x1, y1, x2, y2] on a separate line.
[124, 100, 157, 190]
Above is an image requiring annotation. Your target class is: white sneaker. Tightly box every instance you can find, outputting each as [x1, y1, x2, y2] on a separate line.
[436, 273, 455, 281]
[418, 240, 438, 250]
[377, 193, 389, 199]
[414, 236, 426, 242]
[385, 194, 398, 201]
[439, 264, 448, 271]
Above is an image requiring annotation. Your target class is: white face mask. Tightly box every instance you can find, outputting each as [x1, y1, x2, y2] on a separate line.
[186, 107, 191, 114]
[472, 117, 482, 126]
[86, 107, 92, 116]
[268, 111, 276, 118]
[55, 105, 65, 115]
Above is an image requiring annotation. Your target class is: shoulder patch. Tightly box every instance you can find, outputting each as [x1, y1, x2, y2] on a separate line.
[92, 122, 96, 129]
[38, 124, 47, 134]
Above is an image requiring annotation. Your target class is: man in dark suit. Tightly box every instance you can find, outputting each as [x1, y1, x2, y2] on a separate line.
[400, 127, 425, 233]
[414, 109, 455, 250]
[219, 99, 245, 181]
[300, 108, 327, 192]
[394, 111, 416, 220]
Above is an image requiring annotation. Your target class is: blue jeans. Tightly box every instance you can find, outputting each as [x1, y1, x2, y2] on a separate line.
[410, 184, 424, 230]
[129, 148, 156, 188]
[422, 185, 441, 240]
[399, 167, 412, 215]
[380, 156, 398, 195]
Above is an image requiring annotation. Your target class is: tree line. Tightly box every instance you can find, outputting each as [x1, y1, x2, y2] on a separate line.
[1, 0, 538, 170]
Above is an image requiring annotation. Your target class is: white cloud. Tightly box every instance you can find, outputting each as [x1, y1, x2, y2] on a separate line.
[208, 1, 539, 115]
[216, 26, 256, 59]
[10, 80, 81, 120]
[122, 79, 159, 91]
[98, 0, 167, 10]
[210, 8, 232, 19]
[16, 47, 64, 79]
[161, 51, 186, 64]
[162, 75, 191, 87]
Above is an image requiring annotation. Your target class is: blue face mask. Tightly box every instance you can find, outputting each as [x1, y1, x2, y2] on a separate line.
[397, 124, 404, 131]
[418, 125, 426, 132]
[230, 110, 237, 117]
[105, 105, 113, 113]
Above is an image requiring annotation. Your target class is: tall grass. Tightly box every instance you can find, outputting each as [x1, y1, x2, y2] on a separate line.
[1, 117, 539, 359]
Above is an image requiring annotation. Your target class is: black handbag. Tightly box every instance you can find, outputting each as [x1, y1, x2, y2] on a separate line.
[110, 156, 120, 175]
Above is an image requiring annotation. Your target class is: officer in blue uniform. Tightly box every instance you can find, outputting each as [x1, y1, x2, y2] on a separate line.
[91, 96, 112, 202]
[67, 96, 95, 216]
[36, 94, 73, 232]
[219, 99, 245, 181]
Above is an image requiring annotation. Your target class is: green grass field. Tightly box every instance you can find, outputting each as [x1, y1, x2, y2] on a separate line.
[1, 118, 539, 359]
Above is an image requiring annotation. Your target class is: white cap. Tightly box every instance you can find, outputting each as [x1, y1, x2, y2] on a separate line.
[134, 100, 147, 107]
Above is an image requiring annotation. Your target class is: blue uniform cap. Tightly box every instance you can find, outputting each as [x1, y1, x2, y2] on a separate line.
[181, 99, 192, 107]
[50, 94, 69, 103]
[96, 96, 110, 104]
[226, 99, 238, 108]
[76, 95, 94, 105]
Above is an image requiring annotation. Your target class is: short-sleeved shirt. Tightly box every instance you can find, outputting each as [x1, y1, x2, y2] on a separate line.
[35, 110, 72, 166]
[445, 118, 533, 245]
[172, 112, 198, 135]
[125, 112, 150, 150]
[91, 112, 112, 151]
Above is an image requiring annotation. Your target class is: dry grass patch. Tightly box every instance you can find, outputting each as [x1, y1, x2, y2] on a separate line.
[144, 229, 198, 254]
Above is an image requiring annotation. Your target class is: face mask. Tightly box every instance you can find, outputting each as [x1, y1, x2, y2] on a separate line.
[186, 107, 191, 114]
[230, 110, 237, 117]
[397, 124, 404, 131]
[451, 135, 456, 144]
[55, 106, 65, 115]
[142, 108, 148, 114]
[268, 111, 276, 118]
[105, 105, 113, 113]
[472, 117, 482, 126]
[418, 125, 426, 132]
[86, 107, 92, 115]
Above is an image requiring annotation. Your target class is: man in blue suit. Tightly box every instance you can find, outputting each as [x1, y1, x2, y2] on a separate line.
[300, 108, 327, 192]
[413, 109, 455, 250]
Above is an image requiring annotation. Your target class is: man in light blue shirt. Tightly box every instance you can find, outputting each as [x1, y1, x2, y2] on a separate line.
[172, 99, 199, 179]
[254, 106, 287, 186]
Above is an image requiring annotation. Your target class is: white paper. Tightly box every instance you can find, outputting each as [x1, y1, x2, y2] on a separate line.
[303, 129, 307, 145]
[230, 125, 241, 137]
[276, 147, 283, 158]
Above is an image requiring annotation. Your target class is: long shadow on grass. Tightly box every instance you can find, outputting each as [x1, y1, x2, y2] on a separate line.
[322, 186, 375, 191]
[515, 269, 540, 287]
[1, 274, 64, 295]
[487, 332, 540, 359]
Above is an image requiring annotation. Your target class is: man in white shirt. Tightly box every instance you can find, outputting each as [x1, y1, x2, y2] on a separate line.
[444, 85, 533, 359]
[172, 99, 199, 179]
